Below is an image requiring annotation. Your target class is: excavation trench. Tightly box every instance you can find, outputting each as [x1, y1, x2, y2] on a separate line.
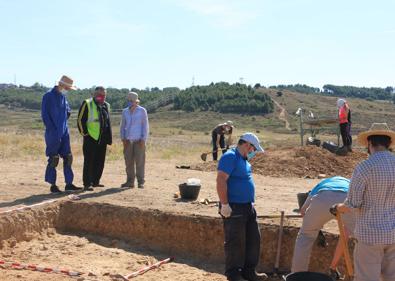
[0, 201, 350, 280]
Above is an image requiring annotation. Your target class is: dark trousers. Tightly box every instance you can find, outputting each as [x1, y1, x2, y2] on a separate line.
[83, 136, 107, 187]
[340, 122, 352, 147]
[223, 203, 261, 280]
[212, 132, 227, 161]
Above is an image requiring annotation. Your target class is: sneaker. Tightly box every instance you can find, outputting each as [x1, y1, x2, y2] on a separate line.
[65, 184, 83, 192]
[242, 271, 268, 281]
[92, 183, 104, 187]
[121, 182, 134, 188]
[50, 184, 62, 193]
[329, 268, 343, 280]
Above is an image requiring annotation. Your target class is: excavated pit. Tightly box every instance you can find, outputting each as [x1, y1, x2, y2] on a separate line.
[0, 201, 351, 280]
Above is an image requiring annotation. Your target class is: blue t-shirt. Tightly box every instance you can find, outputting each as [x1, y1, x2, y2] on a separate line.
[218, 148, 255, 203]
[309, 176, 350, 196]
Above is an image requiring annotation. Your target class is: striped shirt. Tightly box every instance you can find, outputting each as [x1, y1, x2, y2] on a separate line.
[345, 151, 395, 244]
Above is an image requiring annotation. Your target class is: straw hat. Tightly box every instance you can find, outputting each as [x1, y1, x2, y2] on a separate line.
[58, 75, 77, 90]
[357, 123, 395, 148]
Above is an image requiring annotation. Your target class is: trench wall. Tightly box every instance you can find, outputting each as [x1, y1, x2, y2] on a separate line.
[0, 205, 59, 248]
[57, 201, 350, 273]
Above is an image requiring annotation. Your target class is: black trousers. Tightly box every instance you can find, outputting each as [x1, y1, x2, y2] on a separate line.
[212, 132, 227, 161]
[340, 122, 352, 147]
[223, 203, 261, 280]
[83, 136, 107, 187]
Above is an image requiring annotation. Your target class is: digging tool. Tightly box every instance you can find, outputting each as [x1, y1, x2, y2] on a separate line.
[257, 214, 302, 219]
[113, 257, 174, 280]
[330, 207, 354, 279]
[273, 211, 285, 277]
[200, 146, 235, 161]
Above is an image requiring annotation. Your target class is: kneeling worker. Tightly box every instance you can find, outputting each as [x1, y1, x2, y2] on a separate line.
[291, 176, 355, 278]
[77, 86, 112, 191]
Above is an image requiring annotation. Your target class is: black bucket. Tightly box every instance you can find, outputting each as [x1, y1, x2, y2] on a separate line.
[297, 192, 309, 209]
[306, 137, 321, 147]
[322, 141, 338, 154]
[179, 183, 201, 200]
[284, 271, 333, 281]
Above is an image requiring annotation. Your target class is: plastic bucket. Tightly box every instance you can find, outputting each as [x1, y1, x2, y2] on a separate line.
[179, 183, 201, 200]
[284, 272, 333, 281]
[297, 192, 309, 209]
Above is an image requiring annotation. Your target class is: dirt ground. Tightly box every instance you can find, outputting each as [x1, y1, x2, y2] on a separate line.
[0, 155, 333, 229]
[193, 146, 368, 178]
[0, 147, 363, 280]
[0, 231, 226, 281]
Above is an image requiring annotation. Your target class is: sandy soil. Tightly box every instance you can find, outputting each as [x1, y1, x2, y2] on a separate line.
[0, 151, 354, 280]
[0, 231, 226, 281]
[0, 154, 342, 232]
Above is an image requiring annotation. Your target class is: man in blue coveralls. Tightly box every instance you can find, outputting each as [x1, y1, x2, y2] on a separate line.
[41, 75, 82, 193]
[217, 132, 267, 281]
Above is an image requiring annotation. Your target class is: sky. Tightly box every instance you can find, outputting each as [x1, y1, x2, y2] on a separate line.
[1, 0, 394, 89]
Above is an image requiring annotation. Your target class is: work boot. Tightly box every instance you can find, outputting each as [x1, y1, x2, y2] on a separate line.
[242, 271, 268, 281]
[347, 145, 352, 152]
[138, 184, 144, 189]
[121, 182, 134, 188]
[83, 185, 94, 191]
[50, 184, 62, 193]
[65, 184, 83, 192]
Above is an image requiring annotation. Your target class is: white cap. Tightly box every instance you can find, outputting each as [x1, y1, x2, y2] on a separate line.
[240, 132, 264, 152]
[337, 99, 346, 108]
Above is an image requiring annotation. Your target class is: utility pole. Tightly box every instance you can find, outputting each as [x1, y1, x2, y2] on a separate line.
[191, 76, 195, 86]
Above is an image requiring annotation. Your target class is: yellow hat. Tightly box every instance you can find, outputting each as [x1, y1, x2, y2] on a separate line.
[357, 123, 395, 148]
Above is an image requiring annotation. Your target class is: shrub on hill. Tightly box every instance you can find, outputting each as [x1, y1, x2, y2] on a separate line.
[173, 82, 274, 114]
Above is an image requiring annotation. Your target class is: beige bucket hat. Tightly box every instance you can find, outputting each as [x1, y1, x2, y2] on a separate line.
[58, 75, 77, 90]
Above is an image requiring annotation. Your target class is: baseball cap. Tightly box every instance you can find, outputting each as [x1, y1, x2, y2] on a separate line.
[240, 132, 264, 152]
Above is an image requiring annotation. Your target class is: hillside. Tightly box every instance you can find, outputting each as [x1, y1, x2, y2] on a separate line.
[260, 88, 395, 131]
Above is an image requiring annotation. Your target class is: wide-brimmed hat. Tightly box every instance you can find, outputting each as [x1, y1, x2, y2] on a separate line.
[240, 132, 264, 152]
[357, 123, 395, 148]
[58, 75, 77, 90]
[128, 91, 140, 103]
[225, 120, 234, 127]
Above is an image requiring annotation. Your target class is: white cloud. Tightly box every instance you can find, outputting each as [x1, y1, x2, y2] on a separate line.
[169, 0, 259, 28]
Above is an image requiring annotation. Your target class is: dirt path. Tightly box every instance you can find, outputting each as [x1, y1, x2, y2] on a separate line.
[272, 98, 291, 130]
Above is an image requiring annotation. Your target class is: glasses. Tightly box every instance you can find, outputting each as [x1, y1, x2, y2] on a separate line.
[249, 143, 257, 151]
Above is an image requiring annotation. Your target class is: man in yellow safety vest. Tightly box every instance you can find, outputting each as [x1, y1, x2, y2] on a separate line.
[77, 86, 112, 191]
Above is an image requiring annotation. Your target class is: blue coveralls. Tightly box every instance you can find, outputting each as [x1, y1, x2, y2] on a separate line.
[41, 87, 74, 185]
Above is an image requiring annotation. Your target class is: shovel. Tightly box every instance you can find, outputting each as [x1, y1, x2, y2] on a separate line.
[200, 146, 233, 161]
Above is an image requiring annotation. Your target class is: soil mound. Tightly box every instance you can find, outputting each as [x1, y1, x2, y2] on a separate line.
[193, 146, 368, 178]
